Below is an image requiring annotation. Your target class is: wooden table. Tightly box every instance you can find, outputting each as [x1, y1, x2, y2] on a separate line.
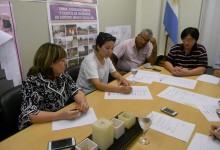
[0, 66, 219, 150]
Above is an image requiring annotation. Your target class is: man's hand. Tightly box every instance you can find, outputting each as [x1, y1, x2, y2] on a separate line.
[171, 66, 188, 77]
[150, 37, 157, 46]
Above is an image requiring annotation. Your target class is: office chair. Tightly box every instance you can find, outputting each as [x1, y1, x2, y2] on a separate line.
[205, 66, 214, 75]
[0, 79, 14, 96]
[0, 85, 22, 141]
[108, 74, 115, 83]
[66, 64, 81, 82]
[155, 55, 165, 67]
[0, 69, 6, 80]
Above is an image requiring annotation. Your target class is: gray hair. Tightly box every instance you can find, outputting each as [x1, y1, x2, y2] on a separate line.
[141, 28, 153, 37]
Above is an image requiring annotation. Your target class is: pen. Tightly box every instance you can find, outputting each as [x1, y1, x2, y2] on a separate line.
[124, 82, 129, 86]
[215, 128, 220, 132]
[120, 82, 129, 86]
[70, 109, 79, 111]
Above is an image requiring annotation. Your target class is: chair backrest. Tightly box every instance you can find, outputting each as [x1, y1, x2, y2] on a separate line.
[0, 79, 14, 96]
[66, 64, 81, 82]
[155, 55, 165, 67]
[0, 69, 6, 80]
[205, 66, 214, 75]
[108, 74, 115, 83]
[0, 85, 22, 141]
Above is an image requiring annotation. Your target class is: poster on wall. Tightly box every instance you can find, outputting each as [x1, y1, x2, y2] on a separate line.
[49, 0, 97, 4]
[20, 0, 97, 5]
[0, 1, 22, 86]
[47, 2, 99, 67]
[105, 25, 131, 45]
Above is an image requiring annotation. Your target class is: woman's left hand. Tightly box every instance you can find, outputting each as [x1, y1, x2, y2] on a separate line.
[77, 100, 89, 113]
[119, 77, 130, 86]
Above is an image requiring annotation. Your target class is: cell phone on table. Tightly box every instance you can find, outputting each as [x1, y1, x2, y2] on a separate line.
[48, 137, 75, 150]
[161, 107, 177, 116]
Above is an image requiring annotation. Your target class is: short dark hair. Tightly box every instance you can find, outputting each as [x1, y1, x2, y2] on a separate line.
[95, 32, 116, 50]
[181, 27, 199, 41]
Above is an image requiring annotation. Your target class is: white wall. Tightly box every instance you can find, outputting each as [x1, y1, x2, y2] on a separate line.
[179, 0, 203, 39]
[12, 1, 49, 77]
[135, 0, 161, 37]
[199, 0, 220, 66]
[98, 0, 136, 35]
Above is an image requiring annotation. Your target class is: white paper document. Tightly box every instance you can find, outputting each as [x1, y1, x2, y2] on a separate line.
[126, 70, 160, 84]
[196, 74, 220, 85]
[150, 111, 195, 142]
[157, 86, 219, 108]
[52, 108, 97, 131]
[196, 103, 220, 122]
[187, 133, 220, 150]
[104, 86, 153, 100]
[155, 74, 197, 89]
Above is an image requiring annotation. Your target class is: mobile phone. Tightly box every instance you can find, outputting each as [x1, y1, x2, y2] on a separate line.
[161, 107, 177, 116]
[48, 137, 75, 150]
[152, 68, 161, 72]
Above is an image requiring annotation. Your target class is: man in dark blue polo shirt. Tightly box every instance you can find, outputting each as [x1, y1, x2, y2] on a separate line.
[164, 27, 208, 77]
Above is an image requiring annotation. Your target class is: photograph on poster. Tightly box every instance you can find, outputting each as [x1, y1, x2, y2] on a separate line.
[78, 35, 88, 46]
[78, 46, 88, 57]
[88, 34, 96, 45]
[67, 47, 78, 59]
[0, 14, 12, 33]
[52, 25, 65, 37]
[77, 24, 88, 35]
[65, 24, 77, 36]
[66, 35, 77, 48]
[89, 24, 97, 34]
[53, 37, 66, 48]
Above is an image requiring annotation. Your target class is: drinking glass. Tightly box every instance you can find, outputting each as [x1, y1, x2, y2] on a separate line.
[137, 112, 153, 145]
[130, 66, 138, 84]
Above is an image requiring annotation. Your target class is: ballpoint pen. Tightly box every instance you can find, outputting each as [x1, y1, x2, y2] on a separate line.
[215, 128, 220, 132]
[70, 108, 79, 111]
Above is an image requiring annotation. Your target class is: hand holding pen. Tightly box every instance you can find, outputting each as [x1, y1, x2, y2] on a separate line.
[209, 124, 220, 140]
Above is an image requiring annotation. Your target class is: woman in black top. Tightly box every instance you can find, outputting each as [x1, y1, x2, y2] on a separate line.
[19, 43, 89, 130]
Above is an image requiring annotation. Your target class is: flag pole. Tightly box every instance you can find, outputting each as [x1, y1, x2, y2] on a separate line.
[156, 33, 168, 67]
[164, 34, 169, 56]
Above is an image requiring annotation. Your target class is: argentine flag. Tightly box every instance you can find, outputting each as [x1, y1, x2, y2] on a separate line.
[163, 0, 178, 44]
